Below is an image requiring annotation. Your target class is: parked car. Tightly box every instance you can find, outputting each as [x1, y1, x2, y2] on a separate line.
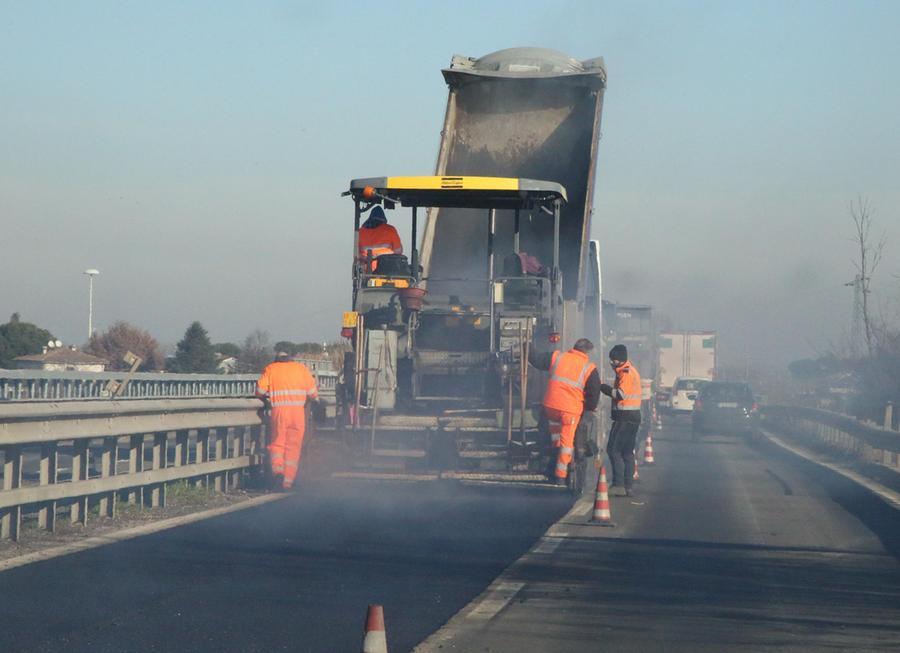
[692, 381, 759, 439]
[669, 377, 710, 413]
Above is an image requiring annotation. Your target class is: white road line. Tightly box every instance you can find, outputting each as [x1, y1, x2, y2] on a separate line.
[412, 495, 592, 652]
[466, 581, 525, 620]
[533, 536, 564, 554]
[0, 493, 289, 574]
[760, 429, 900, 511]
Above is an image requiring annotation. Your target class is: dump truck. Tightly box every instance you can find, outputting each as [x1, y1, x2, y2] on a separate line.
[334, 48, 607, 492]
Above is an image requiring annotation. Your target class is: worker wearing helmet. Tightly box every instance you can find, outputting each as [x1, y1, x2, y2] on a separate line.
[530, 338, 601, 486]
[256, 352, 319, 490]
[358, 205, 402, 271]
[599, 344, 642, 497]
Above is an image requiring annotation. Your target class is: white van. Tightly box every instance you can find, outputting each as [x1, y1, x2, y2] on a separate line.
[670, 377, 711, 413]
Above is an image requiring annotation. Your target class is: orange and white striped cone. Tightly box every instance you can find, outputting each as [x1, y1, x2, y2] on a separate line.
[588, 466, 615, 527]
[362, 604, 388, 653]
[644, 434, 656, 465]
[633, 453, 640, 481]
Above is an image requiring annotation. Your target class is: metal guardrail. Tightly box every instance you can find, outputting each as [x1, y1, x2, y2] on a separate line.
[0, 369, 338, 403]
[762, 404, 900, 471]
[0, 398, 266, 541]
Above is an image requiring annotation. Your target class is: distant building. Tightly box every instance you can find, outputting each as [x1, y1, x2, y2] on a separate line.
[217, 356, 237, 374]
[14, 348, 108, 372]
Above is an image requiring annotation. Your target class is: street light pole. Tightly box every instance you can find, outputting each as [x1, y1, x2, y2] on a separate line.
[84, 269, 99, 340]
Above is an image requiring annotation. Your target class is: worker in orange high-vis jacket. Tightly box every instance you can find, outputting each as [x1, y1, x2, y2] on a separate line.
[256, 352, 319, 490]
[358, 205, 402, 271]
[599, 344, 642, 497]
[530, 338, 601, 486]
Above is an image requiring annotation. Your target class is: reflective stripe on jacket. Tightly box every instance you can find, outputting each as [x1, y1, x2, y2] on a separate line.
[543, 349, 597, 413]
[611, 361, 642, 419]
[256, 361, 318, 409]
[358, 223, 401, 260]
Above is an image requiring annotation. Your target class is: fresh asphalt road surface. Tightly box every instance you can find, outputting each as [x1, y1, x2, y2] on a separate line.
[4, 423, 900, 653]
[423, 422, 900, 652]
[0, 473, 572, 652]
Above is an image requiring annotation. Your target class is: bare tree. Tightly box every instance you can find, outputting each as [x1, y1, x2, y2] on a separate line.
[86, 321, 164, 371]
[238, 329, 272, 373]
[849, 197, 886, 357]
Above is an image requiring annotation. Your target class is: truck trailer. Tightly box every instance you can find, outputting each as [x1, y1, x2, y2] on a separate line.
[656, 331, 718, 413]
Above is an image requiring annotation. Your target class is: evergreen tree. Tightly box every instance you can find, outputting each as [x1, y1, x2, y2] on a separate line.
[213, 342, 241, 358]
[0, 313, 54, 368]
[170, 321, 216, 373]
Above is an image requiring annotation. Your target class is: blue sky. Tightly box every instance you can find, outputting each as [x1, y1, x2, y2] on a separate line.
[1, 1, 898, 365]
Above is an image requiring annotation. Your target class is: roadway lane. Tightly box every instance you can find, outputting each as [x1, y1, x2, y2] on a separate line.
[417, 424, 900, 652]
[0, 476, 572, 652]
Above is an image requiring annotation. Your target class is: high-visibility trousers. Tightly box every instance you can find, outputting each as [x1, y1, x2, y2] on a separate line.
[545, 406, 578, 479]
[268, 406, 306, 488]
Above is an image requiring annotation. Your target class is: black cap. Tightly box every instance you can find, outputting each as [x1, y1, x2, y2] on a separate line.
[609, 344, 628, 361]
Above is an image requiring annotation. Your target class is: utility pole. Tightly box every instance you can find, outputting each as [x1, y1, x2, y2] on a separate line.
[84, 269, 99, 340]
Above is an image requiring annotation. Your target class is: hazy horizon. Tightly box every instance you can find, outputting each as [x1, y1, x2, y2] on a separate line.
[2, 1, 897, 369]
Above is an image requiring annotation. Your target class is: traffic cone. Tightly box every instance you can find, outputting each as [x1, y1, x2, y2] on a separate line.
[362, 604, 388, 653]
[644, 434, 655, 464]
[633, 454, 640, 481]
[589, 466, 615, 527]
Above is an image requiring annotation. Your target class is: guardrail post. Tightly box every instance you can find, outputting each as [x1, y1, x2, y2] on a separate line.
[37, 442, 58, 532]
[229, 427, 242, 489]
[213, 428, 225, 492]
[70, 440, 89, 526]
[126, 434, 144, 506]
[150, 433, 167, 508]
[98, 437, 117, 518]
[885, 402, 894, 431]
[233, 426, 249, 489]
[174, 429, 189, 467]
[1, 445, 23, 540]
[196, 428, 210, 489]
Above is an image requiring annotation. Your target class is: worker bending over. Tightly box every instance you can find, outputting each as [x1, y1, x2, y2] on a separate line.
[599, 344, 642, 497]
[530, 338, 601, 486]
[256, 352, 319, 490]
[358, 205, 402, 270]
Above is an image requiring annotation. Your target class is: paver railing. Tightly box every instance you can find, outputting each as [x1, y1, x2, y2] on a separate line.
[762, 405, 900, 472]
[0, 398, 266, 541]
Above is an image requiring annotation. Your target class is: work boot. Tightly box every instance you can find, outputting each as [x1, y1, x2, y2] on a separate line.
[610, 486, 627, 497]
[544, 459, 557, 481]
[271, 473, 285, 491]
[554, 477, 567, 487]
[625, 488, 635, 498]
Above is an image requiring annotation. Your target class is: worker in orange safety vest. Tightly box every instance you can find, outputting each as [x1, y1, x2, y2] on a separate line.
[529, 338, 601, 486]
[358, 205, 402, 271]
[256, 352, 319, 490]
[599, 344, 642, 497]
